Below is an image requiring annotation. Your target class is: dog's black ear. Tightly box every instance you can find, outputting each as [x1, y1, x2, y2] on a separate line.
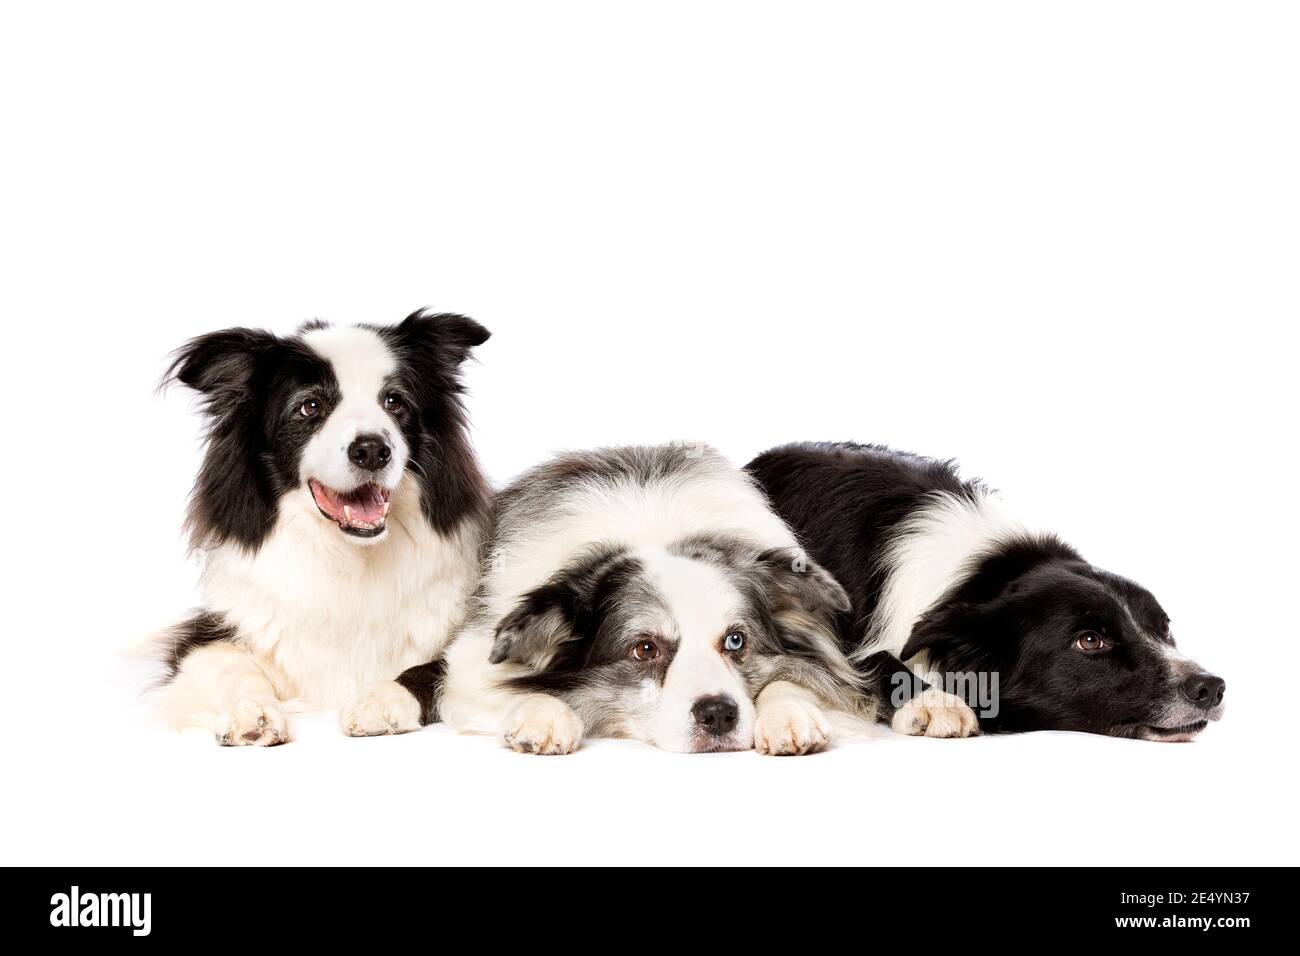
[385, 310, 492, 535]
[395, 310, 490, 366]
[756, 547, 851, 619]
[166, 328, 278, 404]
[900, 599, 997, 662]
[165, 329, 281, 551]
[900, 606, 956, 660]
[489, 584, 583, 669]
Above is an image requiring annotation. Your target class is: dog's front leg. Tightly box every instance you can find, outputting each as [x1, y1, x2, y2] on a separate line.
[166, 642, 289, 746]
[753, 680, 832, 755]
[340, 661, 442, 737]
[860, 651, 979, 738]
[502, 693, 584, 755]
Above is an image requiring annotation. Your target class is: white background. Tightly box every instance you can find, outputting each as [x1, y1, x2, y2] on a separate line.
[2, 2, 1296, 866]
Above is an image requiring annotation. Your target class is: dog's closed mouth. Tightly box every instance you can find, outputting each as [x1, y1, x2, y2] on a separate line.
[309, 479, 391, 537]
[1140, 719, 1209, 741]
[688, 735, 751, 754]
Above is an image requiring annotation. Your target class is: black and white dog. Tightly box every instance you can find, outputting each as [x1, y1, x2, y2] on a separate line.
[747, 442, 1226, 741]
[398, 444, 869, 755]
[159, 310, 491, 745]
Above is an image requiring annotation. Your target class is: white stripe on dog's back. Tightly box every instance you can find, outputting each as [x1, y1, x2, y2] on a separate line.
[856, 488, 1030, 662]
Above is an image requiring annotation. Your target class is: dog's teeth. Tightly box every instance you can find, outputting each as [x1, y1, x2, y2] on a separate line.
[344, 505, 353, 524]
[382, 502, 391, 517]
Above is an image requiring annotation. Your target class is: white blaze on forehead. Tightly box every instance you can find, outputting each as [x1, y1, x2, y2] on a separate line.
[647, 551, 738, 646]
[640, 550, 756, 751]
[302, 325, 398, 396]
[1159, 639, 1202, 681]
[1118, 593, 1198, 673]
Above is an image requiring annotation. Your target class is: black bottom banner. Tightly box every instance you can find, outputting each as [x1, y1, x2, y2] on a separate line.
[6, 866, 1288, 942]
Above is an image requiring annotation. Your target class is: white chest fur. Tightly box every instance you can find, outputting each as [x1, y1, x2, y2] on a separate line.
[197, 480, 482, 708]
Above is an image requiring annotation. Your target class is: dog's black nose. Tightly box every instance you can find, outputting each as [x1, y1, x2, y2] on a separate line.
[348, 435, 392, 472]
[1180, 673, 1226, 709]
[691, 695, 739, 737]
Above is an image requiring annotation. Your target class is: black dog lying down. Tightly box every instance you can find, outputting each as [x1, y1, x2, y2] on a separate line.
[748, 442, 1225, 741]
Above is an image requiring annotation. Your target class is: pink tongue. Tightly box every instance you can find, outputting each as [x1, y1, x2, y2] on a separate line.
[312, 481, 387, 524]
[347, 486, 386, 522]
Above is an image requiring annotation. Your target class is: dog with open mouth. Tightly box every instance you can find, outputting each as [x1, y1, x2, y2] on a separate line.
[367, 444, 867, 755]
[747, 442, 1226, 741]
[157, 310, 492, 745]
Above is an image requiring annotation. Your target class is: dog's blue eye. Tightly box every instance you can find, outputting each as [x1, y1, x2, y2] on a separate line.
[723, 632, 745, 652]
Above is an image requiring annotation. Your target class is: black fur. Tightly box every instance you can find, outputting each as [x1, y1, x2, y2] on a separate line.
[372, 311, 492, 535]
[855, 650, 929, 709]
[395, 660, 448, 725]
[163, 611, 238, 677]
[166, 330, 339, 551]
[748, 441, 1225, 737]
[747, 442, 981, 633]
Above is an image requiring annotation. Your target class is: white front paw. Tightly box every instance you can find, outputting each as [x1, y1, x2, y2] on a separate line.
[503, 695, 583, 755]
[754, 697, 832, 756]
[891, 688, 980, 738]
[215, 699, 289, 746]
[341, 681, 423, 737]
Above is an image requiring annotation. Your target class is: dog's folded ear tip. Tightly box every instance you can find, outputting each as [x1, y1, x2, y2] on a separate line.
[461, 317, 491, 346]
[487, 632, 516, 665]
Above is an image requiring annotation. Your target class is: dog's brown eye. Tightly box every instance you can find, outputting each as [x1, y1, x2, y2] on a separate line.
[300, 398, 322, 418]
[630, 640, 660, 662]
[1075, 631, 1108, 653]
[383, 393, 403, 412]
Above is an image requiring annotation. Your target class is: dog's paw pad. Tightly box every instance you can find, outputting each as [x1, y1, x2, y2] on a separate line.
[503, 695, 583, 755]
[215, 700, 288, 747]
[341, 681, 422, 737]
[891, 689, 979, 738]
[754, 698, 831, 756]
